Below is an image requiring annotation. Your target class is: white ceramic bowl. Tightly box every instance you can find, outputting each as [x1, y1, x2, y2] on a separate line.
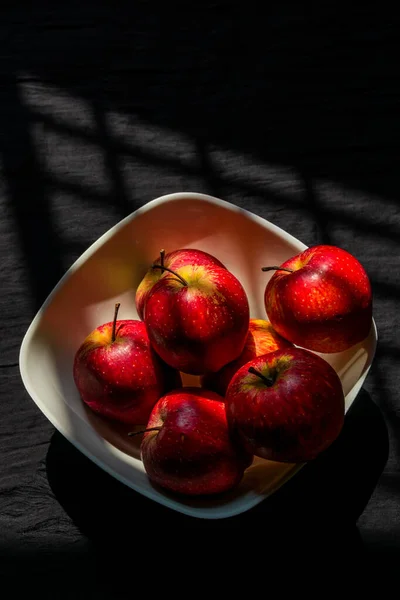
[19, 192, 377, 519]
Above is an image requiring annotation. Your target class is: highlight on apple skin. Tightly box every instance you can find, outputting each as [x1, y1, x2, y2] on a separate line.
[263, 244, 373, 353]
[225, 347, 345, 464]
[201, 318, 293, 397]
[136, 387, 253, 496]
[73, 305, 182, 426]
[135, 248, 226, 320]
[144, 262, 250, 376]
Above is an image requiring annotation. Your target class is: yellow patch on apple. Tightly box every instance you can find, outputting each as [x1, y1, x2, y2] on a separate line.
[79, 325, 114, 357]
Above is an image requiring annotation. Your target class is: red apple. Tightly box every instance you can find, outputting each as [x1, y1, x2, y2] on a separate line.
[144, 262, 250, 375]
[132, 387, 253, 496]
[263, 244, 373, 353]
[73, 303, 182, 425]
[135, 248, 226, 320]
[201, 318, 292, 396]
[225, 347, 345, 463]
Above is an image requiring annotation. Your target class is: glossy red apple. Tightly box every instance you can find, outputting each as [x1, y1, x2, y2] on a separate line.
[144, 262, 250, 375]
[73, 303, 182, 425]
[225, 347, 345, 463]
[201, 318, 292, 396]
[263, 244, 373, 353]
[131, 387, 253, 496]
[135, 248, 226, 320]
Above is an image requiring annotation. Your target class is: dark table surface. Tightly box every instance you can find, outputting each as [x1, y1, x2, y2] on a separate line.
[1, 4, 399, 596]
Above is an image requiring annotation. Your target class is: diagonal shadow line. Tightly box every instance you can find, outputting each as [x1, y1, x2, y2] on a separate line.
[28, 109, 400, 247]
[48, 136, 400, 305]
[16, 91, 400, 309]
[27, 95, 400, 197]
[29, 109, 206, 177]
[299, 169, 333, 245]
[195, 138, 226, 199]
[91, 99, 133, 218]
[0, 74, 65, 313]
[44, 173, 109, 203]
[42, 169, 400, 300]
[296, 172, 400, 246]
[11, 3, 400, 222]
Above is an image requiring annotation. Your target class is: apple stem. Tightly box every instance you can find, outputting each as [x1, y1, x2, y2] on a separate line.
[111, 302, 121, 343]
[160, 248, 165, 268]
[151, 264, 188, 286]
[128, 426, 162, 437]
[261, 266, 294, 273]
[248, 366, 275, 387]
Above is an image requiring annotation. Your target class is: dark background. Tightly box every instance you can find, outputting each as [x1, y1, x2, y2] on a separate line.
[1, 4, 399, 596]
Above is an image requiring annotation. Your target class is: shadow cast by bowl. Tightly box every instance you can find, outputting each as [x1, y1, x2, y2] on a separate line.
[46, 387, 388, 565]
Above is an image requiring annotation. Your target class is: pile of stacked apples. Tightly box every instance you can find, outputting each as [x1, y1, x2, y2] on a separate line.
[73, 245, 372, 497]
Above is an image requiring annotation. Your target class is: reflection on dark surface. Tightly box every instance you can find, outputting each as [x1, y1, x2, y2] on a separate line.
[46, 388, 388, 569]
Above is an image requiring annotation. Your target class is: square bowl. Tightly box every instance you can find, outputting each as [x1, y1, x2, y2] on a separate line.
[19, 192, 377, 519]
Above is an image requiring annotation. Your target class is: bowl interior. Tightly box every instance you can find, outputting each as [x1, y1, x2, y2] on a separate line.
[19, 192, 377, 519]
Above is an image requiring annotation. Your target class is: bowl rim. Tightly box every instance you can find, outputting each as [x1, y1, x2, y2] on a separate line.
[18, 191, 378, 519]
[20, 191, 310, 393]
